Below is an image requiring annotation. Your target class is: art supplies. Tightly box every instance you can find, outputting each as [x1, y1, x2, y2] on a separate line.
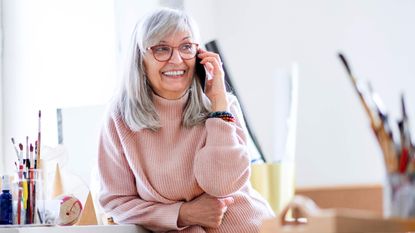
[37, 111, 42, 169]
[57, 195, 82, 225]
[7, 110, 45, 225]
[338, 53, 415, 218]
[4, 110, 89, 227]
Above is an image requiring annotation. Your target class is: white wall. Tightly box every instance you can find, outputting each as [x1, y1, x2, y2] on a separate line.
[3, 0, 415, 187]
[183, 1, 218, 43]
[2, 0, 117, 174]
[186, 0, 415, 187]
[114, 0, 160, 72]
[0, 0, 3, 174]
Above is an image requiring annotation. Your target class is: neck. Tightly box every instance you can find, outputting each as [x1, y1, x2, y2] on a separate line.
[152, 91, 190, 120]
[152, 89, 189, 100]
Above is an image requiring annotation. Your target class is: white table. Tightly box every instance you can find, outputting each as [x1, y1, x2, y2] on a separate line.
[0, 225, 149, 233]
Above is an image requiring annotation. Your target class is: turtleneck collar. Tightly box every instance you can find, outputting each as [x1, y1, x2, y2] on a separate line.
[152, 90, 190, 120]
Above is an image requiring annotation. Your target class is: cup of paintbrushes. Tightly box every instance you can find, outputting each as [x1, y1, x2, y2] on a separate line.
[12, 168, 46, 225]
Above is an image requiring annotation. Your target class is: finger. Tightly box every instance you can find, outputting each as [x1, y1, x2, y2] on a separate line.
[205, 62, 214, 73]
[198, 50, 220, 58]
[204, 62, 214, 81]
[197, 48, 208, 54]
[200, 57, 223, 71]
[197, 47, 220, 59]
[197, 51, 222, 63]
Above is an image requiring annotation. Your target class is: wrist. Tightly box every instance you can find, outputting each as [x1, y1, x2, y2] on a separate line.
[211, 97, 229, 112]
[207, 111, 236, 123]
[212, 106, 229, 112]
[178, 202, 193, 227]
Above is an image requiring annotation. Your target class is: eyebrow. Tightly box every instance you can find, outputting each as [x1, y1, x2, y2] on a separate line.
[158, 36, 192, 44]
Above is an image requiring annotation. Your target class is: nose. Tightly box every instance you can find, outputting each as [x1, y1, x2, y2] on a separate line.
[168, 48, 183, 64]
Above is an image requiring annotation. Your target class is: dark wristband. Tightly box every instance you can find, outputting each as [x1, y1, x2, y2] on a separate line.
[207, 111, 236, 123]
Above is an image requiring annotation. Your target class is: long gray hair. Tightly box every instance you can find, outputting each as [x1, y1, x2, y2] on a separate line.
[115, 8, 210, 131]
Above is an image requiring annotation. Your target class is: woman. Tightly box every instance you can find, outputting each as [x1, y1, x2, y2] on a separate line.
[98, 8, 274, 232]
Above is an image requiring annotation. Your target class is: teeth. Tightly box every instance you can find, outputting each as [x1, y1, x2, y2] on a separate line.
[163, 70, 185, 76]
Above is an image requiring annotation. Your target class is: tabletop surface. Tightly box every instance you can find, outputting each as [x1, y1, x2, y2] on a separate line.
[0, 225, 149, 233]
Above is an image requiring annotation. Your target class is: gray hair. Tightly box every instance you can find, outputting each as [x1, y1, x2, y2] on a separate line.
[114, 8, 210, 131]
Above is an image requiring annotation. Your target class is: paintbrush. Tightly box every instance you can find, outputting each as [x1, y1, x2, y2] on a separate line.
[29, 144, 34, 169]
[11, 137, 20, 160]
[338, 53, 380, 128]
[18, 143, 24, 165]
[26, 136, 29, 160]
[37, 110, 41, 169]
[338, 53, 398, 172]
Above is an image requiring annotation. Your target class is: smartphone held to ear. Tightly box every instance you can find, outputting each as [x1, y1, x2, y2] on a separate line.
[195, 55, 206, 91]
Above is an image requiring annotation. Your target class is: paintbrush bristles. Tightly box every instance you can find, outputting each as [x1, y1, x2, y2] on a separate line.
[11, 137, 20, 160]
[401, 94, 407, 119]
[338, 53, 352, 76]
[26, 136, 29, 159]
[10, 110, 43, 170]
[17, 143, 24, 164]
[29, 143, 34, 169]
[11, 138, 19, 152]
[37, 110, 42, 169]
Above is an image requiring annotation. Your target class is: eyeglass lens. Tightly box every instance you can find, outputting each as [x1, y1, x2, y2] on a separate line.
[151, 43, 197, 61]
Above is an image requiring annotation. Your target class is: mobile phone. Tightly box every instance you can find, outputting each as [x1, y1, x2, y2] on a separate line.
[195, 54, 206, 91]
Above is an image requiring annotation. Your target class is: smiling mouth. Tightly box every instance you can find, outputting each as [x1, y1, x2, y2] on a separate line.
[162, 70, 186, 77]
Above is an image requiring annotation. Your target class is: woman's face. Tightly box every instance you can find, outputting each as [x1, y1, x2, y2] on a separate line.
[144, 31, 196, 100]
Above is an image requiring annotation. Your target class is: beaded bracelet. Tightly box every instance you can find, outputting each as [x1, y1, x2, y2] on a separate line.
[207, 111, 236, 123]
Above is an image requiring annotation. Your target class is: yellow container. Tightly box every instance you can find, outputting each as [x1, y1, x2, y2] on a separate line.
[250, 162, 295, 214]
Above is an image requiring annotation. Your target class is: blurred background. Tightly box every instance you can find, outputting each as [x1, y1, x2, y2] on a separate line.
[1, 0, 414, 188]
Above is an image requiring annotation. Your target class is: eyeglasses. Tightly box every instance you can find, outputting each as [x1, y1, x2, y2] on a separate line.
[147, 42, 199, 62]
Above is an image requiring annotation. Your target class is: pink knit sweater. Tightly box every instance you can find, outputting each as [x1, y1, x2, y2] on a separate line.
[98, 92, 274, 232]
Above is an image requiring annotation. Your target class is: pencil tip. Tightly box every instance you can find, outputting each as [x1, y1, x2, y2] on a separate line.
[11, 137, 15, 144]
[39, 110, 41, 117]
[19, 143, 23, 150]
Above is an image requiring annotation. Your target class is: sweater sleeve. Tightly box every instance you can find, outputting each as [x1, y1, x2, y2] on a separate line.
[98, 113, 186, 232]
[194, 95, 251, 197]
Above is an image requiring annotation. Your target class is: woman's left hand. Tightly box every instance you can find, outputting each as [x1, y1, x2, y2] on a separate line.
[197, 49, 229, 112]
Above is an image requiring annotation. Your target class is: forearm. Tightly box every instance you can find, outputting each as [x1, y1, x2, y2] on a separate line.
[210, 93, 229, 112]
[194, 119, 250, 197]
[98, 116, 187, 231]
[100, 193, 185, 231]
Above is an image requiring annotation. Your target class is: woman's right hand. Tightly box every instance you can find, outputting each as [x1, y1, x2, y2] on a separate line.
[178, 193, 234, 228]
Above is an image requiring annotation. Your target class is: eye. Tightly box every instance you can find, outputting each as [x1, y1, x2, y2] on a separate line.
[180, 43, 194, 52]
[153, 45, 171, 53]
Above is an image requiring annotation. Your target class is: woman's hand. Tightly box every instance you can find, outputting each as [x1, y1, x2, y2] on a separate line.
[178, 193, 234, 228]
[197, 49, 229, 112]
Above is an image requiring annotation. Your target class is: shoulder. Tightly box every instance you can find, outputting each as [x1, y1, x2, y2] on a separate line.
[103, 103, 122, 127]
[102, 103, 135, 140]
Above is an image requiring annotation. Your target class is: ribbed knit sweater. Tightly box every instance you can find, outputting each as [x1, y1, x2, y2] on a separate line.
[98, 92, 274, 233]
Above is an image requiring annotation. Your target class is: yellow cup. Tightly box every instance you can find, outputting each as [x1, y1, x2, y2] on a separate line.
[250, 162, 295, 214]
